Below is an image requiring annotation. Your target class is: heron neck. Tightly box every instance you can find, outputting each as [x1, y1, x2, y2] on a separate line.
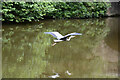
[67, 37, 72, 41]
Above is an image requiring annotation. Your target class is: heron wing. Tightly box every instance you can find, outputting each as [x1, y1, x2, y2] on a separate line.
[64, 32, 82, 37]
[44, 32, 64, 39]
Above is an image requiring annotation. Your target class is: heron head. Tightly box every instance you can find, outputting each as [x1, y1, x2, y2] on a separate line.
[70, 36, 75, 38]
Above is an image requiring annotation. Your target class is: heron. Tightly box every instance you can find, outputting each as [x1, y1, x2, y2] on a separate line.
[44, 32, 82, 46]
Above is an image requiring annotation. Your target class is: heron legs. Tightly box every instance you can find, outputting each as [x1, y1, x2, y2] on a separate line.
[52, 43, 57, 46]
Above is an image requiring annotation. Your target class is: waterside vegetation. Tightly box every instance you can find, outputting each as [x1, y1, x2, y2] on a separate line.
[2, 2, 110, 22]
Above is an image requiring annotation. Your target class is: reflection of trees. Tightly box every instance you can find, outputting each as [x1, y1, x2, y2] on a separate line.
[2, 24, 54, 78]
[3, 18, 111, 78]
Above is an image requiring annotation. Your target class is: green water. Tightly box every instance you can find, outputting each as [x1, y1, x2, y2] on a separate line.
[2, 17, 119, 78]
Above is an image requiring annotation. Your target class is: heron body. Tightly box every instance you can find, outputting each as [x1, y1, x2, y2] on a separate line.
[60, 36, 70, 41]
[44, 32, 82, 43]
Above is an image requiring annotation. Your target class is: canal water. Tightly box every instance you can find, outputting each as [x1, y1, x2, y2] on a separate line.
[2, 17, 119, 78]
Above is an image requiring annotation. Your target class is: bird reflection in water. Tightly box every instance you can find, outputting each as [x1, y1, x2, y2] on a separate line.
[48, 70, 72, 78]
[48, 70, 60, 78]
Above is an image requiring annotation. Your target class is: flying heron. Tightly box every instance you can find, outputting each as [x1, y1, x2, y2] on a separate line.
[44, 32, 82, 46]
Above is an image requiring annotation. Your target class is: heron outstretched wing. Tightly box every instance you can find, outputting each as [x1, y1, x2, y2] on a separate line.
[64, 32, 82, 37]
[44, 32, 64, 39]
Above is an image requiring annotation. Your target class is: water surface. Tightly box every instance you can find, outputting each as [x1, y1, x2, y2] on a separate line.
[2, 17, 119, 78]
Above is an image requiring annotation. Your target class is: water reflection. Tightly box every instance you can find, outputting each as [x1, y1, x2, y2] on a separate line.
[2, 18, 119, 78]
